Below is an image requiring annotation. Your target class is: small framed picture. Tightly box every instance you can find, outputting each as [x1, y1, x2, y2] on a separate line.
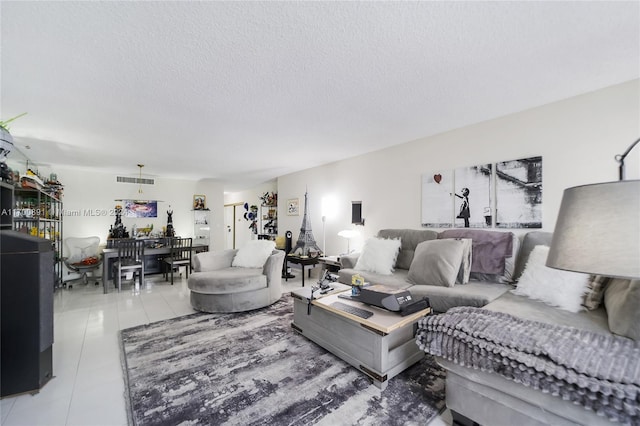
[287, 198, 299, 216]
[193, 195, 206, 210]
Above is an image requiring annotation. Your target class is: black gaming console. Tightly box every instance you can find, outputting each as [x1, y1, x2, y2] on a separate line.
[345, 284, 430, 316]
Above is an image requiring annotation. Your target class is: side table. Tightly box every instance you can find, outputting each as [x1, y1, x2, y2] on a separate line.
[285, 255, 319, 287]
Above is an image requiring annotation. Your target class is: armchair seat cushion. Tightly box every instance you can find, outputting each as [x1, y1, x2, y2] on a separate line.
[187, 249, 285, 313]
[188, 268, 267, 294]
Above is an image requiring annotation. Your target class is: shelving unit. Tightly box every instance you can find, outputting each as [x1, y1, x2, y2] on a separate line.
[259, 204, 277, 240]
[193, 209, 210, 247]
[12, 187, 63, 287]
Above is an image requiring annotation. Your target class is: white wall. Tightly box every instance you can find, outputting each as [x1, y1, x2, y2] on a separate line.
[224, 181, 277, 206]
[278, 80, 640, 256]
[55, 167, 225, 250]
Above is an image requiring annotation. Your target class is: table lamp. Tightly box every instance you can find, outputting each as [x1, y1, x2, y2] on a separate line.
[338, 229, 358, 255]
[546, 138, 640, 279]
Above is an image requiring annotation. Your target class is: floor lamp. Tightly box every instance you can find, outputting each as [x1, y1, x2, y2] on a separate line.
[547, 138, 640, 279]
[322, 215, 326, 256]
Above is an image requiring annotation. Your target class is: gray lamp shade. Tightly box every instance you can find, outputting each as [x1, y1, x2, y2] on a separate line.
[546, 180, 640, 279]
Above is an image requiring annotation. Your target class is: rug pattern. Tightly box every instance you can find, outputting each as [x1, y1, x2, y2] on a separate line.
[120, 296, 446, 425]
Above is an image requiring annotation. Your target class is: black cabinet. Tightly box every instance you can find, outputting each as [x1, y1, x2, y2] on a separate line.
[0, 181, 13, 230]
[0, 230, 54, 397]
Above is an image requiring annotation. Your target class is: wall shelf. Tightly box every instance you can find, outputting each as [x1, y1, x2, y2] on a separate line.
[259, 204, 277, 240]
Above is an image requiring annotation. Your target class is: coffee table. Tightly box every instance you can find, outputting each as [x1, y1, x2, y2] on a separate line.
[291, 285, 431, 390]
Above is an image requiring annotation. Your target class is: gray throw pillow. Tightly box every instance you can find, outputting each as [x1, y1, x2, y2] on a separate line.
[604, 278, 640, 341]
[407, 239, 466, 287]
[456, 238, 472, 284]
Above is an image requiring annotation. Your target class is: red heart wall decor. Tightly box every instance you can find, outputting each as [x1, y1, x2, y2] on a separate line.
[434, 174, 442, 184]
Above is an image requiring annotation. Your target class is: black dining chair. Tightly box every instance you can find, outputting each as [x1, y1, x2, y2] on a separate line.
[163, 237, 193, 285]
[112, 239, 145, 291]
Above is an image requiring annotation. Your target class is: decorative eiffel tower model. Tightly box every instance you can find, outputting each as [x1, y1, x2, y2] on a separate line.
[290, 191, 322, 256]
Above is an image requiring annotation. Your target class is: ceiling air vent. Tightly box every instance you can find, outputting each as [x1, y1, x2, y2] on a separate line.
[116, 176, 155, 185]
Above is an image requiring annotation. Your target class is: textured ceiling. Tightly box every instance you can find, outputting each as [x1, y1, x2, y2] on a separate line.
[1, 1, 638, 190]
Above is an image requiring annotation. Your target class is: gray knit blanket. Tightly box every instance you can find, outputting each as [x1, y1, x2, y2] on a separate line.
[416, 307, 640, 425]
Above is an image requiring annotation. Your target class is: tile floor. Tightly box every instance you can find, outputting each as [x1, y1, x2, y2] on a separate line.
[0, 267, 451, 426]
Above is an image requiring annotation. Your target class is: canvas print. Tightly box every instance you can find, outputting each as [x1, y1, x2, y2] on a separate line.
[124, 200, 158, 218]
[287, 198, 299, 216]
[495, 156, 542, 228]
[453, 164, 492, 228]
[421, 170, 454, 227]
[193, 195, 206, 210]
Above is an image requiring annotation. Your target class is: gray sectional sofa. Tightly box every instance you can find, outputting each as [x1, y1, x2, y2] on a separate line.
[338, 228, 520, 313]
[339, 228, 630, 426]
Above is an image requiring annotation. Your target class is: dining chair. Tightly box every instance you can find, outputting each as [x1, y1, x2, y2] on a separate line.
[163, 237, 193, 285]
[112, 239, 145, 291]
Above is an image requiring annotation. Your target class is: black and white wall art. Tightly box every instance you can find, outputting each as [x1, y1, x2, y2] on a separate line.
[495, 156, 543, 228]
[453, 164, 492, 228]
[421, 164, 492, 228]
[421, 156, 542, 229]
[421, 170, 454, 227]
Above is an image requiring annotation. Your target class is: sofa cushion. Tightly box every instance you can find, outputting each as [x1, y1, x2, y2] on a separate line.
[338, 268, 412, 290]
[511, 245, 590, 313]
[188, 267, 267, 294]
[193, 249, 236, 272]
[354, 237, 401, 275]
[511, 231, 553, 282]
[377, 229, 438, 270]
[485, 291, 610, 334]
[409, 282, 512, 313]
[604, 278, 640, 340]
[339, 269, 511, 312]
[407, 239, 466, 287]
[232, 240, 275, 268]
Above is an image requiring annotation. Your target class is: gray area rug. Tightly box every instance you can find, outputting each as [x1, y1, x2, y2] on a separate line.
[120, 295, 446, 425]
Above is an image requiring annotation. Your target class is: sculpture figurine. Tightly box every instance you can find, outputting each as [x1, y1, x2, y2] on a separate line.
[165, 209, 175, 237]
[291, 191, 322, 257]
[108, 205, 129, 239]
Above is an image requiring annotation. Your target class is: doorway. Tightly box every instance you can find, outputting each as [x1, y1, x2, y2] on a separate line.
[223, 203, 252, 250]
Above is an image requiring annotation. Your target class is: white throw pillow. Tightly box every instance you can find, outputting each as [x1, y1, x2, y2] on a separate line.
[231, 240, 276, 268]
[512, 245, 590, 313]
[354, 237, 401, 275]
